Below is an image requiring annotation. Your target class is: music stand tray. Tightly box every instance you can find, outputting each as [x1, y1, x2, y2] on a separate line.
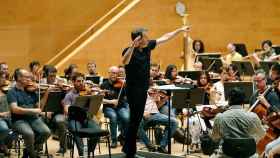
[232, 61, 255, 76]
[74, 95, 104, 118]
[224, 81, 253, 104]
[43, 91, 66, 114]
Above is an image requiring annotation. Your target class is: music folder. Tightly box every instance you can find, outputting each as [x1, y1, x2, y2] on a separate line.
[74, 95, 104, 118]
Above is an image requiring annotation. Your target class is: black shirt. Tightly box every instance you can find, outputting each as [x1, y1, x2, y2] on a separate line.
[7, 87, 39, 121]
[122, 40, 157, 89]
[100, 79, 126, 108]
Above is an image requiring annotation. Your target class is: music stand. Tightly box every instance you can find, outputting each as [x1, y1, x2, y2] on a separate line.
[234, 43, 248, 57]
[224, 81, 253, 104]
[153, 80, 167, 86]
[196, 53, 221, 63]
[259, 61, 278, 75]
[86, 76, 101, 85]
[172, 88, 205, 157]
[199, 58, 223, 73]
[273, 46, 280, 55]
[43, 91, 66, 114]
[74, 95, 103, 118]
[156, 85, 192, 154]
[232, 61, 255, 77]
[178, 71, 204, 80]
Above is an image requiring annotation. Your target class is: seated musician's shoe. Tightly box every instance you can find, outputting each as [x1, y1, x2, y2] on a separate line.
[110, 141, 118, 148]
[157, 146, 168, 154]
[22, 149, 29, 158]
[146, 144, 157, 152]
[118, 134, 125, 146]
[55, 147, 66, 155]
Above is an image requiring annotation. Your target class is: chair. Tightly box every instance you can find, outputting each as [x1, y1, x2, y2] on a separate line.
[222, 137, 256, 158]
[68, 106, 111, 158]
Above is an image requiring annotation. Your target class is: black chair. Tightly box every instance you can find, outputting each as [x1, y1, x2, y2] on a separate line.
[222, 137, 256, 158]
[68, 106, 111, 158]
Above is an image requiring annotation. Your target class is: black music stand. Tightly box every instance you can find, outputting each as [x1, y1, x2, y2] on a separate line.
[156, 85, 192, 154]
[74, 95, 103, 118]
[224, 82, 253, 104]
[41, 91, 66, 158]
[259, 61, 278, 75]
[196, 53, 221, 63]
[43, 91, 66, 114]
[234, 43, 248, 57]
[153, 80, 167, 86]
[86, 76, 101, 85]
[232, 61, 255, 77]
[199, 58, 223, 73]
[172, 88, 205, 156]
[178, 71, 204, 80]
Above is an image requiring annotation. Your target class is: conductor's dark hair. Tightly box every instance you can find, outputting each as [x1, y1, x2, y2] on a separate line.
[228, 87, 245, 105]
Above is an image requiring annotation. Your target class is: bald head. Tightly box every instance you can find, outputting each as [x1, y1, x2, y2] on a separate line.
[227, 43, 236, 53]
[108, 66, 119, 82]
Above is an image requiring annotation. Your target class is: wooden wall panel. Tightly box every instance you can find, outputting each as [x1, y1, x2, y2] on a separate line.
[0, 0, 120, 71]
[58, 0, 280, 76]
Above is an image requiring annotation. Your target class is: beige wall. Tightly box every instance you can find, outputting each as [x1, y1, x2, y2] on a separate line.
[58, 0, 280, 77]
[0, 0, 120, 71]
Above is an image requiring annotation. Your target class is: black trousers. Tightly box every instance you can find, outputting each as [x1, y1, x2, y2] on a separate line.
[123, 86, 147, 156]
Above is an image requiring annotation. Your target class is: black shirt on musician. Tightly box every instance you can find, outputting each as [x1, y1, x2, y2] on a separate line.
[122, 40, 157, 89]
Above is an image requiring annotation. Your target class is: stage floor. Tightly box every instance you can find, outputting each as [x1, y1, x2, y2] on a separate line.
[6, 136, 209, 158]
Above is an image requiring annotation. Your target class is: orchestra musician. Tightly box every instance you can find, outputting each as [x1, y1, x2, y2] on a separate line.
[150, 63, 164, 81]
[268, 63, 280, 85]
[210, 87, 265, 158]
[226, 64, 241, 81]
[137, 88, 178, 153]
[86, 61, 99, 77]
[164, 64, 191, 84]
[121, 26, 190, 158]
[40, 65, 68, 155]
[118, 65, 126, 79]
[64, 64, 78, 81]
[100, 66, 129, 148]
[222, 43, 243, 66]
[7, 68, 51, 158]
[0, 72, 12, 156]
[0, 62, 9, 80]
[196, 71, 211, 105]
[62, 72, 99, 157]
[252, 40, 279, 66]
[191, 39, 204, 70]
[249, 69, 280, 115]
[29, 61, 42, 83]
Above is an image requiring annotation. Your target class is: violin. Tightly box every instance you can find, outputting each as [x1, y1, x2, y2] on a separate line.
[113, 78, 125, 89]
[0, 79, 11, 93]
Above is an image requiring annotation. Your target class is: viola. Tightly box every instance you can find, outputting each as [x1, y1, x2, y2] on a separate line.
[201, 106, 227, 120]
[0, 80, 11, 93]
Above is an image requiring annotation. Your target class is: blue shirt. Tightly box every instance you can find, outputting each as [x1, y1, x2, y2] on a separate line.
[7, 87, 39, 121]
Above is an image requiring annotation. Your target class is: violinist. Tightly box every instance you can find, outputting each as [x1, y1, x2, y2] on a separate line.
[40, 65, 68, 155]
[7, 68, 50, 158]
[227, 64, 241, 82]
[0, 62, 9, 80]
[210, 68, 228, 106]
[29, 61, 41, 83]
[0, 73, 12, 156]
[40, 65, 70, 91]
[196, 71, 211, 105]
[268, 63, 280, 85]
[164, 64, 192, 84]
[118, 65, 126, 79]
[210, 87, 265, 158]
[64, 64, 78, 82]
[62, 72, 99, 157]
[100, 66, 129, 148]
[150, 63, 164, 81]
